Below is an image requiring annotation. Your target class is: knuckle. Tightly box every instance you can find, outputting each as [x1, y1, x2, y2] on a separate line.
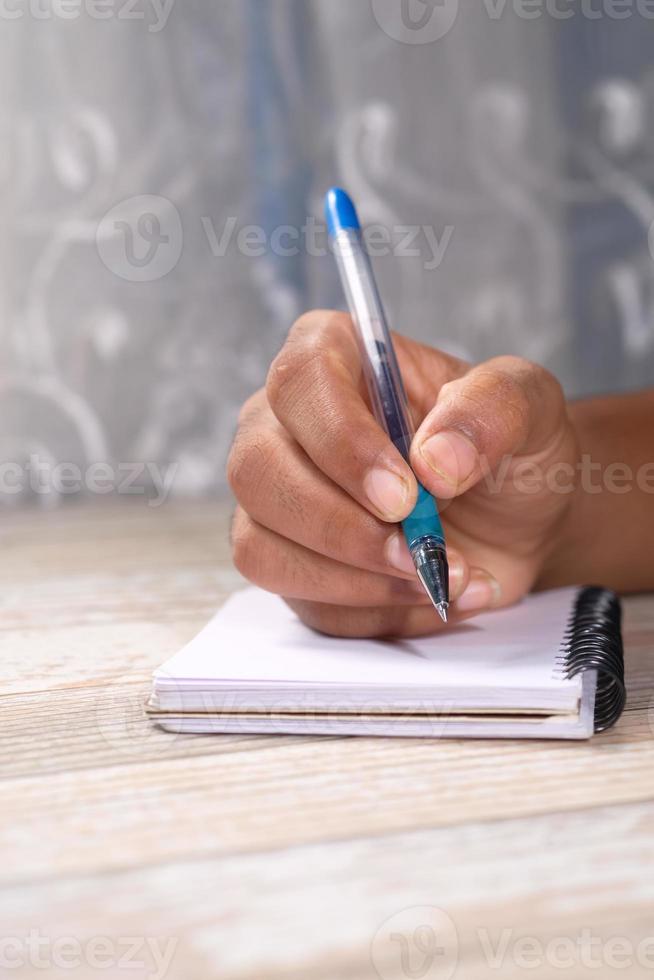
[291, 308, 352, 347]
[318, 503, 346, 560]
[490, 355, 564, 431]
[265, 348, 302, 415]
[490, 355, 554, 395]
[474, 363, 532, 438]
[524, 358, 564, 403]
[236, 389, 264, 430]
[266, 313, 325, 401]
[436, 355, 566, 457]
[266, 310, 355, 414]
[226, 429, 276, 501]
[489, 354, 534, 375]
[437, 368, 528, 449]
[230, 511, 258, 580]
[500, 372, 531, 427]
[231, 512, 315, 598]
[226, 440, 247, 498]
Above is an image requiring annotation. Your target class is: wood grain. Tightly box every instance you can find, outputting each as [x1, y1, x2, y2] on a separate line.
[1, 501, 653, 980]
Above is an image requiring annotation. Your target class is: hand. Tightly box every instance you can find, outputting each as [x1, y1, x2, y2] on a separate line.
[228, 310, 579, 637]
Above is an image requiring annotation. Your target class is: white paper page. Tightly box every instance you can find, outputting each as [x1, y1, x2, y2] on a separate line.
[151, 672, 597, 741]
[154, 587, 581, 708]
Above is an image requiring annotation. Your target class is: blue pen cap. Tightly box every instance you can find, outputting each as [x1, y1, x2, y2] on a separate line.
[325, 187, 360, 237]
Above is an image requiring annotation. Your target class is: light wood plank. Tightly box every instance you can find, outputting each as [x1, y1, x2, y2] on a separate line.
[2, 802, 654, 979]
[2, 703, 654, 882]
[1, 501, 653, 980]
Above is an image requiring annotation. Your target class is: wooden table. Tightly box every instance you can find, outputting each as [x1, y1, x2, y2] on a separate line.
[1, 501, 653, 980]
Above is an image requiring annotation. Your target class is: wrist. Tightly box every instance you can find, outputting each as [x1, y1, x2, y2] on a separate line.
[534, 411, 585, 590]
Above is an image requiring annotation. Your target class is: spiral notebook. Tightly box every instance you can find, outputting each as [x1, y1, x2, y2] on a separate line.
[147, 585, 625, 740]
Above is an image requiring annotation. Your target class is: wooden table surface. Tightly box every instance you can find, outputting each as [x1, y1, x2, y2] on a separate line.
[2, 500, 654, 980]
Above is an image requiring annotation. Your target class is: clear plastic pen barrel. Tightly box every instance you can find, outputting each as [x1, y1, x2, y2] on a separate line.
[332, 228, 449, 617]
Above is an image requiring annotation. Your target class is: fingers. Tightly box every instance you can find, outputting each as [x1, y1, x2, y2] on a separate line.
[392, 332, 467, 421]
[266, 310, 417, 523]
[285, 569, 502, 638]
[410, 356, 568, 499]
[232, 506, 427, 606]
[228, 393, 416, 579]
[231, 506, 470, 608]
[229, 313, 547, 637]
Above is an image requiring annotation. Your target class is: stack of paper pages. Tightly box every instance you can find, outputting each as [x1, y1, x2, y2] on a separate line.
[147, 586, 608, 740]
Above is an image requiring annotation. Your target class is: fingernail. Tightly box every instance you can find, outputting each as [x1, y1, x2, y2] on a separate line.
[385, 532, 415, 575]
[456, 569, 501, 612]
[446, 553, 465, 595]
[419, 430, 477, 489]
[364, 468, 410, 521]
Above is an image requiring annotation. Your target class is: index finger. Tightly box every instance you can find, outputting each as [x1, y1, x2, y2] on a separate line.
[266, 310, 417, 523]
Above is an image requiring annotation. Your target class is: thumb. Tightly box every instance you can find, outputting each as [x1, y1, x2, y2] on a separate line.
[410, 356, 567, 499]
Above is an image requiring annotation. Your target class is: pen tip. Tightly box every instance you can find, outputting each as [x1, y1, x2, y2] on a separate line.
[436, 602, 448, 623]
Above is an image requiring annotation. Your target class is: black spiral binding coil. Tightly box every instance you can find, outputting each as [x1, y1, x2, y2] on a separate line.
[556, 586, 626, 733]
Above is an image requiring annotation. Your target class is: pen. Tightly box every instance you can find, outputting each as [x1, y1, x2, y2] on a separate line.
[325, 187, 449, 622]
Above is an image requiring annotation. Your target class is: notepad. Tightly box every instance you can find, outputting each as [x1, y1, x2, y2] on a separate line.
[147, 585, 625, 740]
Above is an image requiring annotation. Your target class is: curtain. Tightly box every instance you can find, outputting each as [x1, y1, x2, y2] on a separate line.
[1, 0, 653, 502]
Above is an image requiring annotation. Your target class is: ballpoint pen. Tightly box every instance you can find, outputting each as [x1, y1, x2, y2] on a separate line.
[325, 187, 449, 621]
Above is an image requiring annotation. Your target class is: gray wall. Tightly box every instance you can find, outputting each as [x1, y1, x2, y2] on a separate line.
[3, 0, 654, 505]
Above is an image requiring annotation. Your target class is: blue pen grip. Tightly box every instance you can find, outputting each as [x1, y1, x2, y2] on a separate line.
[402, 483, 445, 550]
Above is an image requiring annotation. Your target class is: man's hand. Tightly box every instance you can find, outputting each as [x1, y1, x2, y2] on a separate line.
[228, 310, 579, 637]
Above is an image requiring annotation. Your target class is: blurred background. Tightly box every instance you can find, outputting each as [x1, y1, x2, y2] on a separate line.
[3, 0, 654, 506]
